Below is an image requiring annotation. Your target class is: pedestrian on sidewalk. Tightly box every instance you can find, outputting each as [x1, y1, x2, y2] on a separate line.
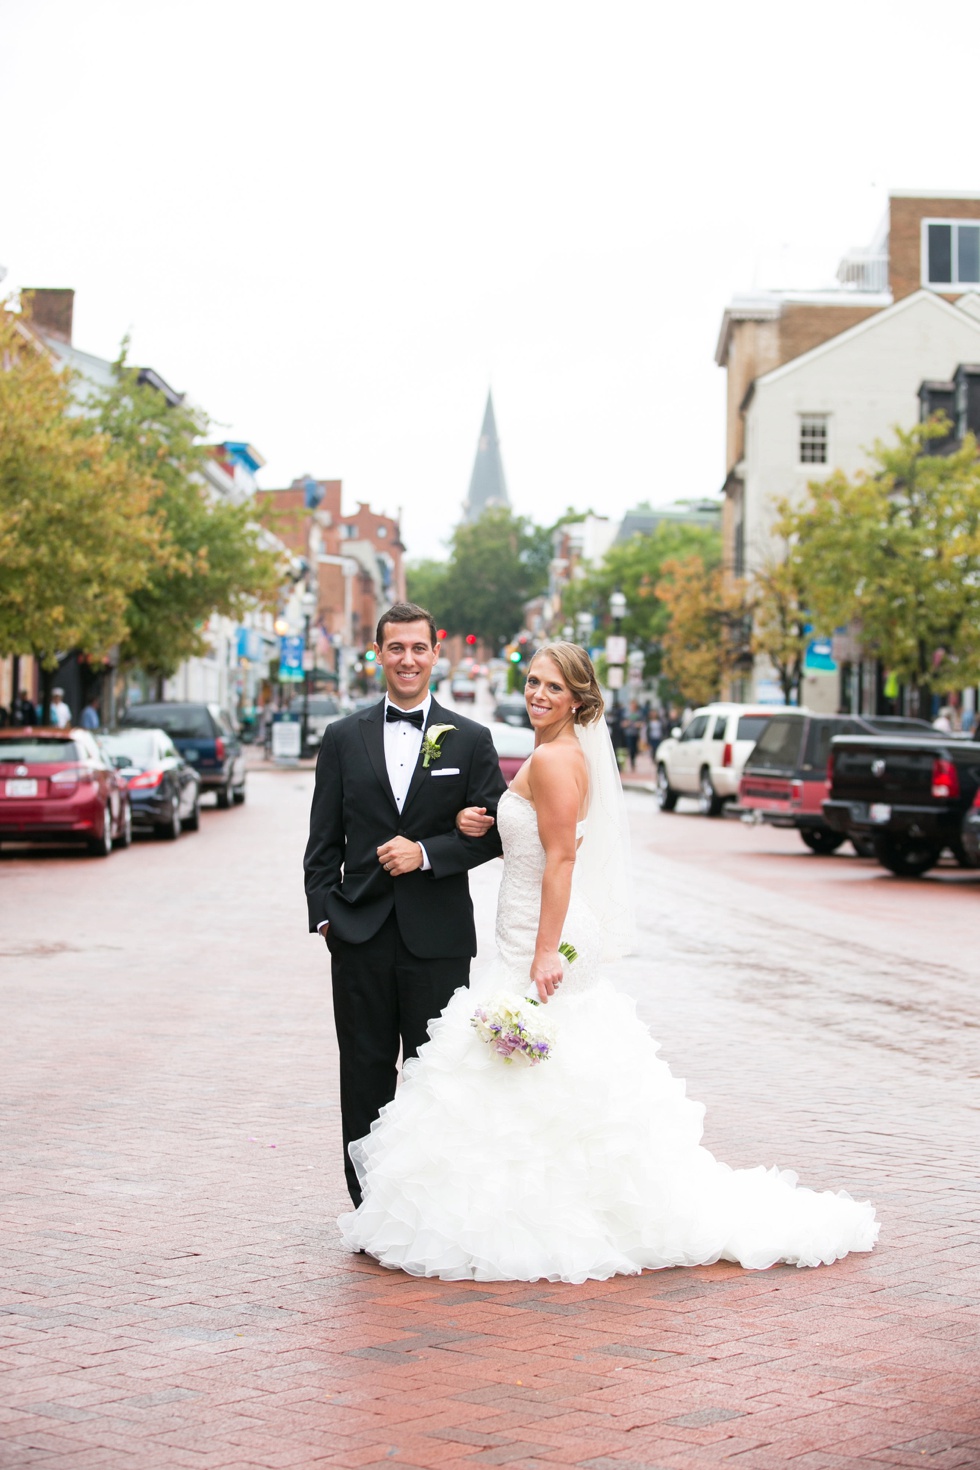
[14, 690, 36, 726]
[50, 688, 72, 729]
[80, 696, 100, 731]
[623, 701, 641, 772]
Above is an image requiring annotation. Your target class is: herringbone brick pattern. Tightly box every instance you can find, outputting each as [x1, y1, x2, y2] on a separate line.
[1, 771, 978, 1469]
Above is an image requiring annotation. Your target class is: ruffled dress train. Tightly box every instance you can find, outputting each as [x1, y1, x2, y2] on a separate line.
[338, 790, 878, 1282]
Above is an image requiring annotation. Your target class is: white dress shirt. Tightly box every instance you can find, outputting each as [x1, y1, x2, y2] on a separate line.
[317, 693, 432, 934]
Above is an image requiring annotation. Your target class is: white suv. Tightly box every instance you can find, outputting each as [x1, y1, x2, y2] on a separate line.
[654, 704, 775, 816]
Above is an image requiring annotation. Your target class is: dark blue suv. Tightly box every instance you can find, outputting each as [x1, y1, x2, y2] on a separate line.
[124, 702, 246, 808]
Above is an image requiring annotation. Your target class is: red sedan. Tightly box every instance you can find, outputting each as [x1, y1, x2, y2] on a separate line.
[0, 727, 132, 857]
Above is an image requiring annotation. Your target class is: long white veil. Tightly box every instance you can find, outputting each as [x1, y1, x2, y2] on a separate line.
[574, 718, 637, 960]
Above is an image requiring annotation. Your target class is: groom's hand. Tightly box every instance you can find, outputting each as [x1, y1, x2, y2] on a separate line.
[456, 805, 494, 837]
[377, 837, 424, 876]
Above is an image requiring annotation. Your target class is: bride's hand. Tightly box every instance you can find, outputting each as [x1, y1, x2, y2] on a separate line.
[531, 950, 563, 1003]
[456, 805, 495, 837]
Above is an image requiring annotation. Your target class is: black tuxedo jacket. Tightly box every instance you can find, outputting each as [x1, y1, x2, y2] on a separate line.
[304, 697, 506, 958]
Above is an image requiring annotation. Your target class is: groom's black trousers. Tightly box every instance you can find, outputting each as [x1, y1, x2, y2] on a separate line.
[327, 911, 469, 1206]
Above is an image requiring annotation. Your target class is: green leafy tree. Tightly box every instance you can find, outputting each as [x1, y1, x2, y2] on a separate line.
[0, 306, 164, 713]
[435, 507, 551, 648]
[560, 521, 722, 679]
[405, 558, 450, 622]
[789, 417, 980, 709]
[93, 348, 283, 688]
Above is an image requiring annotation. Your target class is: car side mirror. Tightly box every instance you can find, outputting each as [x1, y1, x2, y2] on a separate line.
[671, 726, 681, 739]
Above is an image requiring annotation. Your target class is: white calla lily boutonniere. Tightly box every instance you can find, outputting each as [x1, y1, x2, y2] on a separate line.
[421, 723, 457, 768]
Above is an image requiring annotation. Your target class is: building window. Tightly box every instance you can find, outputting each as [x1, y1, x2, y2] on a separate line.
[799, 414, 828, 465]
[923, 219, 980, 288]
[376, 525, 387, 538]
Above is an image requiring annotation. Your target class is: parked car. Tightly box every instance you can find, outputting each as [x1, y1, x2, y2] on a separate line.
[493, 693, 532, 729]
[100, 728, 201, 839]
[487, 721, 535, 785]
[450, 676, 478, 704]
[823, 725, 980, 875]
[0, 727, 131, 856]
[654, 704, 776, 815]
[293, 694, 346, 754]
[123, 702, 245, 807]
[959, 790, 980, 867]
[738, 712, 937, 855]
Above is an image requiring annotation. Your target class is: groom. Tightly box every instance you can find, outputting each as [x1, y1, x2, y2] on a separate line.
[304, 602, 506, 1205]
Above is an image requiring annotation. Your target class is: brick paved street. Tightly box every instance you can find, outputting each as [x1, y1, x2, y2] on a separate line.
[2, 768, 979, 1470]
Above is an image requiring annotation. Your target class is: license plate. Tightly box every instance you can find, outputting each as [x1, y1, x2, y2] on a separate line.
[870, 802, 891, 823]
[184, 750, 199, 762]
[5, 779, 37, 797]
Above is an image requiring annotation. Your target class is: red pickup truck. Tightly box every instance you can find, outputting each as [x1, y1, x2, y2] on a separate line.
[737, 711, 936, 854]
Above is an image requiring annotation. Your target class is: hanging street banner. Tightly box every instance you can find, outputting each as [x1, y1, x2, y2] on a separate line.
[279, 635, 305, 682]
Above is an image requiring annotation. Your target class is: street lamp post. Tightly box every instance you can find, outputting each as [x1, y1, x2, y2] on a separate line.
[300, 589, 317, 756]
[607, 590, 628, 708]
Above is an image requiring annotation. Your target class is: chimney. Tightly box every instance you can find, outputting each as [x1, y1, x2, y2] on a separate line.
[23, 288, 74, 344]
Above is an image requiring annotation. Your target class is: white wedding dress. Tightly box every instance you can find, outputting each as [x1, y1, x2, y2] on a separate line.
[339, 778, 879, 1283]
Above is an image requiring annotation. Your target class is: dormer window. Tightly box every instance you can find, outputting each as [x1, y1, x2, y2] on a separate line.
[923, 219, 980, 288]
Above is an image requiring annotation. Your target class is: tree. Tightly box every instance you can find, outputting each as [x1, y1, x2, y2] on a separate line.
[789, 418, 980, 710]
[560, 521, 722, 679]
[750, 512, 810, 704]
[655, 555, 751, 707]
[434, 507, 551, 648]
[93, 348, 282, 687]
[405, 558, 449, 620]
[0, 307, 165, 710]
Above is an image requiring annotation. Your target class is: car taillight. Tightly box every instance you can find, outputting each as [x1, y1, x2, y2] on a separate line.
[50, 764, 93, 790]
[128, 769, 165, 790]
[931, 757, 960, 800]
[215, 736, 226, 762]
[972, 786, 980, 809]
[722, 742, 733, 768]
[790, 779, 804, 808]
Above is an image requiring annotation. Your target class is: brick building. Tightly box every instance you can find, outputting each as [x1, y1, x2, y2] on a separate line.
[254, 479, 406, 683]
[716, 190, 980, 710]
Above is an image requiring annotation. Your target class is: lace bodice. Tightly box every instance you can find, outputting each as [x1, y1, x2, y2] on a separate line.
[494, 788, 602, 995]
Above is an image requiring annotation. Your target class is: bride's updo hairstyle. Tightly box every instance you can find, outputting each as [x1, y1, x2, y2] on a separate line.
[529, 642, 604, 727]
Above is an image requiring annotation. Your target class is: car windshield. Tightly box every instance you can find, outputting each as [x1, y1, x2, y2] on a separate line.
[867, 718, 939, 735]
[0, 738, 79, 764]
[101, 732, 159, 764]
[747, 718, 804, 769]
[736, 715, 770, 743]
[125, 706, 215, 739]
[305, 698, 340, 716]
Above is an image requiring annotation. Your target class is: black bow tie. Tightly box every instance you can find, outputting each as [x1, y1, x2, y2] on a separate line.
[386, 706, 424, 729]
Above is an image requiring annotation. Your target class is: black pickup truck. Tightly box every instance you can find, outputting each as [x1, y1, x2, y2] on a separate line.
[823, 731, 980, 875]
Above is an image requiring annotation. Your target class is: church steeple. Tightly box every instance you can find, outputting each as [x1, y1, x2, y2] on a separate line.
[463, 390, 510, 522]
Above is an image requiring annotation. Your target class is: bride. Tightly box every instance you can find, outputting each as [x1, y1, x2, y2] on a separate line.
[338, 643, 879, 1282]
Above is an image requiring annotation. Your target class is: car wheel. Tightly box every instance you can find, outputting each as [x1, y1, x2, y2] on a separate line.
[948, 837, 977, 869]
[697, 768, 724, 818]
[216, 781, 232, 810]
[156, 795, 182, 841]
[232, 784, 246, 805]
[183, 796, 201, 832]
[114, 802, 133, 849]
[87, 805, 113, 858]
[871, 833, 942, 877]
[850, 833, 876, 858]
[800, 828, 846, 855]
[655, 764, 678, 812]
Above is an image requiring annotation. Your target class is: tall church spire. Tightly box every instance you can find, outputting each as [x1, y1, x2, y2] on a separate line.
[464, 390, 510, 522]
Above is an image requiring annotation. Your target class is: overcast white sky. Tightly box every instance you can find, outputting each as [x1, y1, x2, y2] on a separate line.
[3, 1, 979, 560]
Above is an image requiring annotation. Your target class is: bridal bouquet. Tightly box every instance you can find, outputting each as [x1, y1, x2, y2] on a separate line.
[471, 993, 557, 1067]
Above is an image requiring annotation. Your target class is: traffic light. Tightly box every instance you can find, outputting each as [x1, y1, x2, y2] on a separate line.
[465, 633, 477, 646]
[363, 649, 376, 663]
[436, 629, 447, 641]
[509, 649, 521, 663]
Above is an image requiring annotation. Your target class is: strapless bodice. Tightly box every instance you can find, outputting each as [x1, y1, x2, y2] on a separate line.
[494, 788, 602, 994]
